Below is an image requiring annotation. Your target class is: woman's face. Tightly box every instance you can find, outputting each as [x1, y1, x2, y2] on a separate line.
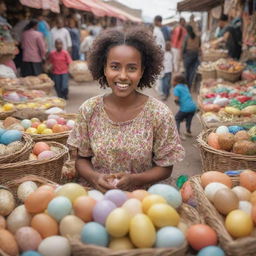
[104, 45, 143, 98]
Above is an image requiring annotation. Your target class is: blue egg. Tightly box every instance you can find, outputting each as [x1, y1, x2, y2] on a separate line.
[228, 126, 244, 134]
[148, 184, 182, 208]
[47, 196, 72, 222]
[0, 128, 6, 137]
[155, 227, 185, 248]
[81, 222, 109, 247]
[21, 251, 42, 256]
[0, 130, 22, 145]
[21, 119, 32, 129]
[197, 246, 225, 256]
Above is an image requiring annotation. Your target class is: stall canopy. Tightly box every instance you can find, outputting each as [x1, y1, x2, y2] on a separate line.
[177, 0, 223, 12]
[19, 0, 60, 13]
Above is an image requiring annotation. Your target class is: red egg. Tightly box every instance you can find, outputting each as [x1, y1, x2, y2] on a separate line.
[31, 122, 41, 128]
[73, 196, 96, 222]
[186, 224, 217, 250]
[57, 117, 66, 125]
[33, 142, 50, 156]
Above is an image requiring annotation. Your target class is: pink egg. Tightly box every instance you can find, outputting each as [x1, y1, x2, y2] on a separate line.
[92, 200, 117, 225]
[38, 150, 56, 160]
[15, 227, 42, 252]
[57, 117, 66, 125]
[104, 189, 128, 207]
[46, 119, 57, 128]
[47, 114, 59, 120]
[66, 120, 75, 129]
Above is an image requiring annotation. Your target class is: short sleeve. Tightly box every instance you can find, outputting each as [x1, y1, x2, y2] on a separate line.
[153, 110, 185, 166]
[67, 107, 93, 157]
[173, 86, 180, 97]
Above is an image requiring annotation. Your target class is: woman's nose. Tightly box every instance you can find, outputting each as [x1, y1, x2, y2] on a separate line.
[119, 68, 128, 79]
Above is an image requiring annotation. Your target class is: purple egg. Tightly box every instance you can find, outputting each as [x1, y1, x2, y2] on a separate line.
[104, 189, 128, 207]
[92, 200, 117, 225]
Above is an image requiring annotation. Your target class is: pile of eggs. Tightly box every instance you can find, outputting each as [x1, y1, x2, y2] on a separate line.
[207, 125, 256, 155]
[0, 115, 75, 135]
[0, 103, 15, 112]
[201, 170, 256, 238]
[29, 142, 57, 161]
[0, 129, 23, 155]
[0, 182, 225, 256]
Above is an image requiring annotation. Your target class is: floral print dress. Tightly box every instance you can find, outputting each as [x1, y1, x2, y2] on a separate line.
[67, 94, 185, 190]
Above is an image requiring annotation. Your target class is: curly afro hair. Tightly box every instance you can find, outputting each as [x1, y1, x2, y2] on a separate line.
[87, 26, 164, 89]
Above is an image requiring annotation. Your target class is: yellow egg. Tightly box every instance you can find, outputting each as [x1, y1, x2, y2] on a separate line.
[16, 104, 26, 109]
[109, 237, 134, 250]
[31, 118, 40, 123]
[27, 103, 37, 108]
[37, 124, 47, 134]
[225, 210, 253, 238]
[26, 127, 38, 134]
[122, 198, 142, 217]
[147, 203, 180, 228]
[41, 128, 53, 135]
[44, 103, 52, 108]
[55, 183, 87, 203]
[59, 215, 84, 238]
[129, 214, 156, 248]
[142, 194, 167, 213]
[3, 103, 14, 111]
[106, 208, 130, 238]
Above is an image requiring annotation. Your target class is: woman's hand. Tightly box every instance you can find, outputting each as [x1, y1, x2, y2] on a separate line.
[92, 173, 116, 193]
[116, 173, 135, 191]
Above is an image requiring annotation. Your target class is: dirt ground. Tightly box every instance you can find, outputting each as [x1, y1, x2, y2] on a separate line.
[65, 79, 203, 184]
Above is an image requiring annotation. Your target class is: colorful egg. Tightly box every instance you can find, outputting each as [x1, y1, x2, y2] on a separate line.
[104, 189, 128, 207]
[73, 196, 96, 222]
[197, 246, 225, 256]
[216, 126, 229, 134]
[21, 119, 32, 129]
[88, 190, 104, 201]
[93, 200, 117, 225]
[59, 215, 84, 238]
[109, 237, 134, 250]
[142, 194, 167, 213]
[81, 222, 109, 247]
[0, 130, 22, 145]
[122, 198, 142, 217]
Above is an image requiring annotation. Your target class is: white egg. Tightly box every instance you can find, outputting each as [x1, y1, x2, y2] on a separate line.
[88, 189, 104, 201]
[216, 126, 229, 134]
[239, 201, 252, 215]
[204, 182, 228, 202]
[17, 181, 38, 202]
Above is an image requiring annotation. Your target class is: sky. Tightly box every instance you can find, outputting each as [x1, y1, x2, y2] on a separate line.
[115, 0, 185, 22]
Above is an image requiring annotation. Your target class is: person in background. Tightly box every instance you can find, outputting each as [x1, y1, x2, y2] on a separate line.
[212, 14, 242, 60]
[182, 25, 201, 89]
[80, 30, 94, 60]
[48, 39, 72, 100]
[21, 19, 46, 77]
[161, 41, 173, 101]
[51, 17, 72, 54]
[37, 12, 52, 52]
[188, 14, 200, 36]
[67, 17, 80, 60]
[170, 17, 187, 73]
[153, 15, 165, 97]
[67, 26, 184, 192]
[173, 74, 197, 140]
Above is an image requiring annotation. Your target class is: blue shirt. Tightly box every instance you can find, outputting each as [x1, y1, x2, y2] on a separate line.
[173, 83, 197, 112]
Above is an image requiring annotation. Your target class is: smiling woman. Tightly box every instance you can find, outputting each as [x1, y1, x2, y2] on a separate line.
[67, 26, 185, 192]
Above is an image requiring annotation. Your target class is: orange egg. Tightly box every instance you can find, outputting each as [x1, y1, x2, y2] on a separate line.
[62, 125, 70, 131]
[0, 215, 6, 229]
[251, 191, 256, 205]
[201, 171, 232, 188]
[73, 196, 96, 222]
[31, 122, 41, 128]
[33, 142, 50, 156]
[207, 132, 220, 149]
[0, 229, 19, 256]
[240, 170, 256, 192]
[31, 213, 58, 238]
[252, 205, 256, 224]
[186, 224, 217, 250]
[37, 184, 55, 193]
[52, 124, 66, 133]
[25, 190, 55, 213]
[131, 190, 150, 201]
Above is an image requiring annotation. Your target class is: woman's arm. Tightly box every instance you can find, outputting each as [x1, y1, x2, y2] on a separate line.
[117, 165, 173, 191]
[75, 155, 115, 192]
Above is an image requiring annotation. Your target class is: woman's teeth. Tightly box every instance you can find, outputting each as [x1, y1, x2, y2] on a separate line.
[116, 83, 129, 89]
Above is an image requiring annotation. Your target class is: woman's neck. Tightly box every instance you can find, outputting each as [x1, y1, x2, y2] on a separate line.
[108, 91, 140, 109]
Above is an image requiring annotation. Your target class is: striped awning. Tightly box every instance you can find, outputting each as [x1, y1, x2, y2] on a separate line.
[19, 0, 60, 13]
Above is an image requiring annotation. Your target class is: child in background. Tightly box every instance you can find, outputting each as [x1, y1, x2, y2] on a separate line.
[48, 39, 72, 99]
[173, 74, 197, 140]
[161, 41, 173, 101]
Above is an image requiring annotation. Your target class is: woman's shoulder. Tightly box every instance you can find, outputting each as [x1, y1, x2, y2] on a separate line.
[79, 95, 103, 118]
[146, 96, 173, 118]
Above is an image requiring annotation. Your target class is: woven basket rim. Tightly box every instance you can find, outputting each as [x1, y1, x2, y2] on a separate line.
[215, 67, 244, 74]
[197, 128, 256, 160]
[0, 141, 69, 168]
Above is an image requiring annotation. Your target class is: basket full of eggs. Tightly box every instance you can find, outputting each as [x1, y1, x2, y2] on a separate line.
[0, 141, 69, 186]
[190, 171, 256, 256]
[197, 124, 256, 172]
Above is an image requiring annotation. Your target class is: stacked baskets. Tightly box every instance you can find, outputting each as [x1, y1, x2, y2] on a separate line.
[190, 175, 256, 256]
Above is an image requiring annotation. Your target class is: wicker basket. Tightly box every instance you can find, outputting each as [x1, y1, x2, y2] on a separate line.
[0, 109, 16, 120]
[12, 108, 48, 121]
[202, 51, 228, 62]
[216, 68, 243, 82]
[199, 69, 216, 80]
[0, 133, 33, 164]
[70, 203, 204, 256]
[197, 129, 256, 172]
[190, 175, 256, 256]
[0, 141, 69, 186]
[26, 81, 54, 95]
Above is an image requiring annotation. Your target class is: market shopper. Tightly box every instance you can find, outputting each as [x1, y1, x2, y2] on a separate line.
[48, 39, 72, 99]
[182, 25, 201, 89]
[173, 74, 197, 140]
[68, 26, 185, 192]
[20, 19, 46, 77]
[67, 17, 80, 60]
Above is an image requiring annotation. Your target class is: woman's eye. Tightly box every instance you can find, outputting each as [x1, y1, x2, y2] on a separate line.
[110, 65, 119, 70]
[129, 66, 137, 71]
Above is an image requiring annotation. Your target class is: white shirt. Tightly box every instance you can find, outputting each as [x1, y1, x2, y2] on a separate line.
[153, 26, 165, 50]
[163, 51, 173, 73]
[80, 35, 94, 53]
[51, 27, 72, 51]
